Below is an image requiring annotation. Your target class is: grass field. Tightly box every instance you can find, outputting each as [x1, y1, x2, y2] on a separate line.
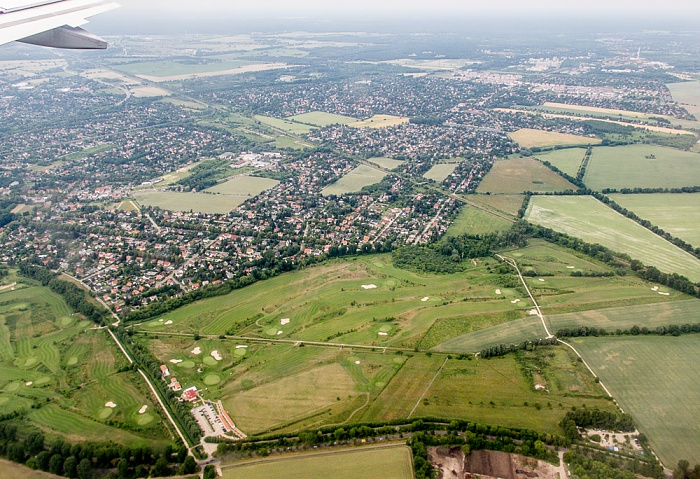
[573, 335, 700, 466]
[221, 446, 414, 479]
[476, 157, 577, 194]
[444, 206, 513, 237]
[667, 81, 700, 118]
[367, 157, 406, 170]
[423, 163, 458, 182]
[584, 145, 700, 190]
[350, 115, 409, 129]
[288, 111, 358, 126]
[254, 115, 317, 135]
[531, 102, 685, 125]
[609, 193, 700, 247]
[205, 176, 279, 196]
[322, 165, 387, 196]
[117, 200, 140, 213]
[508, 129, 601, 149]
[0, 275, 166, 445]
[526, 196, 700, 282]
[133, 191, 247, 214]
[534, 148, 587, 177]
[546, 299, 700, 333]
[464, 194, 524, 217]
[1, 459, 62, 479]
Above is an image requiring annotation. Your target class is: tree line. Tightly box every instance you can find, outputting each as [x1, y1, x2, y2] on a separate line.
[557, 323, 700, 339]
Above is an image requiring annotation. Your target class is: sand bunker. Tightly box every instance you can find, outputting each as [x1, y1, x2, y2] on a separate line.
[25, 381, 33, 386]
[236, 345, 248, 349]
[421, 297, 429, 302]
[529, 309, 538, 316]
[495, 289, 502, 295]
[362, 284, 377, 290]
[211, 350, 222, 361]
[378, 332, 388, 336]
[658, 292, 670, 296]
[567, 266, 575, 269]
[538, 279, 545, 282]
[511, 299, 521, 304]
[170, 359, 183, 364]
[158, 319, 164, 322]
[191, 347, 201, 355]
[164, 320, 173, 325]
[355, 361, 361, 365]
[281, 318, 290, 325]
[105, 402, 117, 408]
[138, 405, 148, 414]
[651, 286, 659, 291]
[277, 330, 283, 335]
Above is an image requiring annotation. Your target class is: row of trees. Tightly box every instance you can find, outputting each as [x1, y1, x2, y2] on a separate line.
[479, 337, 559, 359]
[557, 323, 700, 339]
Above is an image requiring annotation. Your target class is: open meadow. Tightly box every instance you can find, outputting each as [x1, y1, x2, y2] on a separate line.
[476, 157, 577, 194]
[288, 111, 358, 126]
[667, 81, 700, 118]
[322, 165, 387, 196]
[205, 176, 279, 196]
[349, 115, 409, 129]
[2, 459, 62, 479]
[423, 163, 458, 182]
[0, 274, 166, 446]
[254, 115, 317, 135]
[573, 335, 700, 466]
[444, 206, 513, 237]
[132, 191, 247, 214]
[609, 193, 700, 247]
[584, 145, 700, 190]
[221, 446, 414, 479]
[508, 129, 600, 149]
[367, 157, 406, 170]
[533, 148, 587, 177]
[464, 194, 523, 217]
[525, 195, 700, 282]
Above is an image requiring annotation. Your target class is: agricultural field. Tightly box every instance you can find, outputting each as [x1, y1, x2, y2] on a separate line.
[254, 115, 317, 135]
[526, 195, 700, 282]
[205, 176, 280, 196]
[221, 446, 414, 479]
[476, 157, 577, 194]
[116, 200, 140, 213]
[573, 335, 700, 466]
[464, 194, 524, 217]
[322, 165, 387, 196]
[423, 163, 458, 182]
[584, 145, 700, 190]
[112, 59, 289, 82]
[508, 129, 601, 149]
[0, 275, 166, 445]
[609, 193, 700, 247]
[2, 459, 62, 479]
[546, 299, 700, 333]
[132, 191, 247, 214]
[444, 206, 513, 237]
[349, 115, 409, 129]
[367, 157, 406, 170]
[287, 111, 358, 126]
[534, 148, 587, 177]
[531, 102, 685, 125]
[667, 81, 700, 118]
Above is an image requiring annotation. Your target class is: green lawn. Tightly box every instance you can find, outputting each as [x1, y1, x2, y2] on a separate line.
[444, 206, 513, 237]
[287, 111, 358, 126]
[205, 176, 279, 196]
[534, 148, 587, 177]
[573, 335, 700, 466]
[509, 129, 600, 149]
[367, 157, 406, 170]
[667, 81, 700, 118]
[525, 195, 700, 282]
[609, 193, 700, 247]
[322, 165, 387, 196]
[254, 115, 317, 135]
[584, 145, 700, 190]
[113, 58, 253, 77]
[465, 194, 524, 217]
[477, 157, 576, 194]
[133, 191, 247, 214]
[221, 446, 414, 479]
[423, 163, 457, 182]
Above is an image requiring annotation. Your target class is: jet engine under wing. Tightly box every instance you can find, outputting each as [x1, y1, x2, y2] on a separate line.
[0, 0, 120, 49]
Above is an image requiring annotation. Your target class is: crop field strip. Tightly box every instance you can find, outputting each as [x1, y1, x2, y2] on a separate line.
[508, 128, 601, 149]
[132, 191, 248, 214]
[322, 165, 387, 196]
[533, 148, 587, 177]
[423, 163, 458, 182]
[608, 193, 700, 247]
[584, 145, 700, 190]
[525, 195, 700, 282]
[573, 335, 700, 466]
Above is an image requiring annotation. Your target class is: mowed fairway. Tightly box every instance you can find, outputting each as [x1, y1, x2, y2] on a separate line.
[133, 191, 246, 214]
[288, 111, 358, 126]
[508, 129, 600, 149]
[423, 163, 458, 182]
[477, 157, 577, 194]
[534, 148, 586, 177]
[573, 336, 700, 466]
[221, 446, 414, 479]
[322, 165, 387, 196]
[584, 145, 700, 190]
[350, 115, 409, 129]
[526, 195, 700, 282]
[609, 193, 700, 247]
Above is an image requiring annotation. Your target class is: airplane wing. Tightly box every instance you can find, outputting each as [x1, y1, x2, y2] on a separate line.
[0, 0, 120, 50]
